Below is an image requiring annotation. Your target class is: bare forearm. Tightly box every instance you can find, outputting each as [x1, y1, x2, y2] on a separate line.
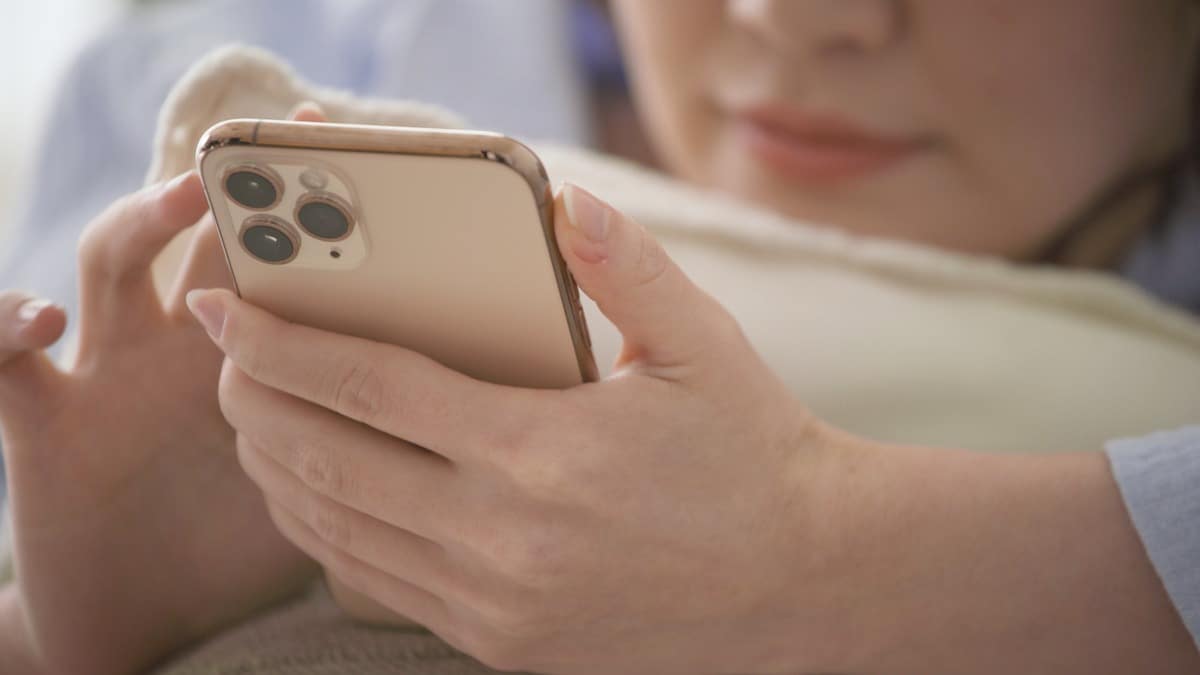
[827, 439, 1199, 674]
[0, 584, 47, 674]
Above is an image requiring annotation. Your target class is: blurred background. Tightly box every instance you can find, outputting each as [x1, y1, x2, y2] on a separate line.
[0, 0, 125, 255]
[0, 0, 641, 265]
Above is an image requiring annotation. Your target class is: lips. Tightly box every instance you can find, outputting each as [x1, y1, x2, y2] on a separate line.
[734, 106, 928, 184]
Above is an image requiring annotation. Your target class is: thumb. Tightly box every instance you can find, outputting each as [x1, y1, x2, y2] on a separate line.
[555, 184, 735, 371]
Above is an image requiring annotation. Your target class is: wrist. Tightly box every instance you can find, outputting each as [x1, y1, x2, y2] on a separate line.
[801, 441, 1200, 675]
[739, 420, 888, 674]
[770, 436, 1039, 673]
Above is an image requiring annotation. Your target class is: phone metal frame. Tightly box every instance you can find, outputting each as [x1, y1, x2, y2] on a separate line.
[197, 118, 598, 384]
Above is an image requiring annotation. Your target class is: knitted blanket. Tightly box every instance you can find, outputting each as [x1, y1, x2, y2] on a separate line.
[155, 584, 506, 675]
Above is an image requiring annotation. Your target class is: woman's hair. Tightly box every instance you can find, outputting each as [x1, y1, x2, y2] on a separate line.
[1191, 51, 1200, 167]
[1035, 53, 1198, 262]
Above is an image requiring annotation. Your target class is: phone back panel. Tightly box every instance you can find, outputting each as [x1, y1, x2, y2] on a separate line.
[198, 121, 596, 389]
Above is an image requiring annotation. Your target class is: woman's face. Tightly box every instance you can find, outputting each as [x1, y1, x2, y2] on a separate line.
[610, 0, 1199, 257]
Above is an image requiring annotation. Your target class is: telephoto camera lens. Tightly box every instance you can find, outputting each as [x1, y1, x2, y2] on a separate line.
[226, 169, 279, 209]
[297, 199, 351, 239]
[241, 222, 296, 263]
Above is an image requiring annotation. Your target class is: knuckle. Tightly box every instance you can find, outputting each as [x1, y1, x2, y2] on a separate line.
[308, 498, 354, 550]
[217, 360, 250, 423]
[218, 311, 286, 387]
[76, 194, 147, 283]
[294, 438, 353, 500]
[266, 499, 336, 567]
[265, 500, 305, 547]
[500, 429, 588, 506]
[486, 417, 547, 476]
[233, 330, 272, 383]
[474, 583, 554, 644]
[75, 221, 109, 279]
[323, 551, 368, 597]
[631, 227, 671, 290]
[488, 401, 577, 494]
[233, 433, 260, 477]
[165, 217, 223, 317]
[486, 525, 562, 591]
[324, 357, 390, 425]
[509, 453, 575, 504]
[709, 303, 749, 347]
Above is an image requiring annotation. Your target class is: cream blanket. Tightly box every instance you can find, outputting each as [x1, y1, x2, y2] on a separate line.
[2, 44, 1199, 673]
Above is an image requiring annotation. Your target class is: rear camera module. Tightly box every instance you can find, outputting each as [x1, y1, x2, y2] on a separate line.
[296, 195, 354, 240]
[240, 217, 297, 264]
[225, 167, 281, 210]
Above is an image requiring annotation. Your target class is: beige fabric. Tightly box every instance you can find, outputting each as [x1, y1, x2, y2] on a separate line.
[156, 583, 504, 675]
[545, 149, 1200, 452]
[2, 44, 1198, 673]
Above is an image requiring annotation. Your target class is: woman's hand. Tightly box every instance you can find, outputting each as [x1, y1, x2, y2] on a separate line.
[191, 184, 845, 673]
[0, 109, 326, 675]
[194, 185, 1200, 675]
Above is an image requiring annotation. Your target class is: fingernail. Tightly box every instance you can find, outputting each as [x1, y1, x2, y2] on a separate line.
[17, 298, 52, 325]
[186, 290, 226, 341]
[288, 101, 325, 119]
[563, 184, 611, 244]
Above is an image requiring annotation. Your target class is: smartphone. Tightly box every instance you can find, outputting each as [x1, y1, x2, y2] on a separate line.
[197, 118, 598, 625]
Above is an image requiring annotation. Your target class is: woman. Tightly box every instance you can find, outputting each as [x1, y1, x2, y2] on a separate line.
[2, 2, 1199, 673]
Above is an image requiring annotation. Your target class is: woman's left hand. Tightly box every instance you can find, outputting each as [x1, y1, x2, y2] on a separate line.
[188, 185, 850, 674]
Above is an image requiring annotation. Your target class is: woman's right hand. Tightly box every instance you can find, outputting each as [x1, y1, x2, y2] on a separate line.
[0, 107, 325, 675]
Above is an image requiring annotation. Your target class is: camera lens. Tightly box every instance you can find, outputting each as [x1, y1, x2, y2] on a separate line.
[225, 169, 279, 209]
[241, 221, 296, 263]
[296, 198, 352, 240]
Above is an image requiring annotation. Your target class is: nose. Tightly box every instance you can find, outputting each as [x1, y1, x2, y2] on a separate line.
[728, 0, 902, 57]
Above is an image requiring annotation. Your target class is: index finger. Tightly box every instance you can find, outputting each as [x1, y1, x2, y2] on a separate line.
[187, 288, 549, 462]
[79, 171, 209, 291]
[76, 172, 209, 351]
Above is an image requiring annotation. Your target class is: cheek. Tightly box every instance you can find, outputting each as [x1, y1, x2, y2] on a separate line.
[916, 0, 1193, 250]
[611, 0, 727, 184]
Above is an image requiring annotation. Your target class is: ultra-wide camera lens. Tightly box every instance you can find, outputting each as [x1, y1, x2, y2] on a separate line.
[296, 199, 352, 240]
[242, 222, 296, 263]
[226, 169, 279, 209]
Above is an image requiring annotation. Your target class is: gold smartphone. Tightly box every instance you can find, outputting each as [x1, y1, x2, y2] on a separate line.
[196, 118, 598, 624]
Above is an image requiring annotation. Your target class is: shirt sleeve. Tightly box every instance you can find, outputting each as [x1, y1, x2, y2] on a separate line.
[1107, 425, 1200, 650]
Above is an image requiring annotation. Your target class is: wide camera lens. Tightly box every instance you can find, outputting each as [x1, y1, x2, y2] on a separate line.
[297, 200, 351, 239]
[242, 223, 295, 263]
[226, 169, 278, 209]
